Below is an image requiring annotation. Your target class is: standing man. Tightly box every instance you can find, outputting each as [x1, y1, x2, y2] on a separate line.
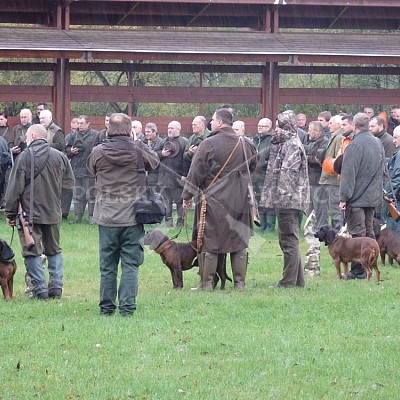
[99, 113, 112, 142]
[262, 110, 310, 288]
[296, 113, 308, 131]
[369, 116, 396, 158]
[318, 115, 343, 230]
[5, 124, 74, 299]
[144, 122, 163, 193]
[131, 120, 145, 142]
[339, 113, 385, 279]
[232, 120, 245, 136]
[39, 109, 65, 152]
[158, 120, 187, 228]
[11, 108, 31, 156]
[87, 113, 159, 316]
[317, 111, 332, 138]
[388, 105, 400, 136]
[182, 108, 257, 291]
[304, 121, 329, 228]
[183, 116, 210, 176]
[32, 102, 48, 124]
[252, 117, 275, 232]
[66, 115, 99, 224]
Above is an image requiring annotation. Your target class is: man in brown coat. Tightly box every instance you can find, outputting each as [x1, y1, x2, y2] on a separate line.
[182, 108, 257, 290]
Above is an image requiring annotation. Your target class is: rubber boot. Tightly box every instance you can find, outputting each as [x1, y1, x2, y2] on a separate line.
[191, 252, 205, 291]
[231, 250, 248, 291]
[265, 212, 276, 232]
[202, 252, 218, 291]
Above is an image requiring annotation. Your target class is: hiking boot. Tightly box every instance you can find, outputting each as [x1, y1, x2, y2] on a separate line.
[48, 288, 62, 299]
[347, 271, 366, 280]
[33, 292, 49, 300]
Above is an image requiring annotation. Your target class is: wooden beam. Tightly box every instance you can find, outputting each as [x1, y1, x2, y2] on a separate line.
[69, 86, 263, 103]
[280, 88, 400, 105]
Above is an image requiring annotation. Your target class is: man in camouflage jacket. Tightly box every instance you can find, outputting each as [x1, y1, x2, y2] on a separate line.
[262, 110, 310, 288]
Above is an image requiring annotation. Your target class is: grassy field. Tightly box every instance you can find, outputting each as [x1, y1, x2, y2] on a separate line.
[1, 212, 400, 400]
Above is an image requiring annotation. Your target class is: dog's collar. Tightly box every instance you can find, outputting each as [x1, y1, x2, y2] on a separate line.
[0, 256, 15, 263]
[154, 241, 173, 254]
[326, 236, 340, 246]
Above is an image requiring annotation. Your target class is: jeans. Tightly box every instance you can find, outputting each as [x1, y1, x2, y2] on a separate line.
[99, 224, 144, 315]
[20, 223, 63, 296]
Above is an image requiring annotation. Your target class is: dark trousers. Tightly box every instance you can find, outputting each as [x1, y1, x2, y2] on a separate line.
[61, 187, 73, 218]
[73, 176, 95, 220]
[276, 209, 305, 287]
[347, 206, 375, 275]
[98, 224, 144, 315]
[310, 184, 329, 229]
[160, 186, 184, 223]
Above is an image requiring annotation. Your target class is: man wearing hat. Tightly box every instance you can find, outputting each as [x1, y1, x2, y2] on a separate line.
[158, 121, 187, 228]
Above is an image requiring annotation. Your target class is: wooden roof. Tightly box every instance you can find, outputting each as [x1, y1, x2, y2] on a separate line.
[1, 27, 400, 65]
[1, 0, 400, 30]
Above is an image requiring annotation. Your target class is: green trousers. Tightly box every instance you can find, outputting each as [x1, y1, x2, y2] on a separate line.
[99, 224, 144, 316]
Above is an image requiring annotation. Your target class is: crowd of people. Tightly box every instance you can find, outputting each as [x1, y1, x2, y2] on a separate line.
[1, 102, 400, 314]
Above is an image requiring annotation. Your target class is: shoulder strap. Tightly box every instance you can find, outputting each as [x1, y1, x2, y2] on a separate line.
[205, 138, 240, 192]
[28, 148, 35, 234]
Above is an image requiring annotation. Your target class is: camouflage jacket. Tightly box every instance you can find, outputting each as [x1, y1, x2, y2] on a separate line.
[261, 129, 310, 212]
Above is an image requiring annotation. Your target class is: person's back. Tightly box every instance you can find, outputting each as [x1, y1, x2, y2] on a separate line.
[87, 113, 159, 316]
[6, 136, 74, 224]
[4, 124, 74, 300]
[89, 136, 145, 226]
[340, 128, 384, 208]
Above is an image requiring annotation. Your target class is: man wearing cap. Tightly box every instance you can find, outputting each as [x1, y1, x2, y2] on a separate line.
[262, 110, 310, 288]
[158, 121, 187, 227]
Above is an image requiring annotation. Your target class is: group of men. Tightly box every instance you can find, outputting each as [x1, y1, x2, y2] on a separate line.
[2, 102, 400, 314]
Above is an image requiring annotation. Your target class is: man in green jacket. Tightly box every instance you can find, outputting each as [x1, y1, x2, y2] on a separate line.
[5, 124, 74, 299]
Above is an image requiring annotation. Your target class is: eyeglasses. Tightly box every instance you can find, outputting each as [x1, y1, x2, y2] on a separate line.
[258, 125, 268, 128]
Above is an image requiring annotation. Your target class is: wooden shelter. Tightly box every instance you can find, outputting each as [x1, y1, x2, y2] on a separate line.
[0, 0, 400, 130]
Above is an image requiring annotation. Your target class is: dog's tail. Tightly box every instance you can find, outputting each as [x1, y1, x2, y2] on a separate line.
[368, 248, 378, 266]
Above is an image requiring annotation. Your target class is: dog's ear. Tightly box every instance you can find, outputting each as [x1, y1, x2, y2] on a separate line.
[325, 229, 337, 245]
[145, 230, 167, 250]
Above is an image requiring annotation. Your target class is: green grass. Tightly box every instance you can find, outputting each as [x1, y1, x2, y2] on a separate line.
[1, 212, 400, 400]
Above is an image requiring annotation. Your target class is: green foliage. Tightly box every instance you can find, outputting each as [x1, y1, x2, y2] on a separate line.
[1, 213, 400, 399]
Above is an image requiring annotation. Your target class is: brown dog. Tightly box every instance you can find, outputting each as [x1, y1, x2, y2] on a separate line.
[0, 239, 17, 300]
[314, 225, 380, 281]
[376, 227, 400, 266]
[143, 229, 232, 289]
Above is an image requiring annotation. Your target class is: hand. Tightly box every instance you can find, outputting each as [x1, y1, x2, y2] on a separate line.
[162, 149, 171, 157]
[6, 217, 16, 227]
[183, 199, 192, 209]
[70, 146, 79, 155]
[339, 201, 346, 211]
[11, 146, 21, 154]
[188, 145, 198, 156]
